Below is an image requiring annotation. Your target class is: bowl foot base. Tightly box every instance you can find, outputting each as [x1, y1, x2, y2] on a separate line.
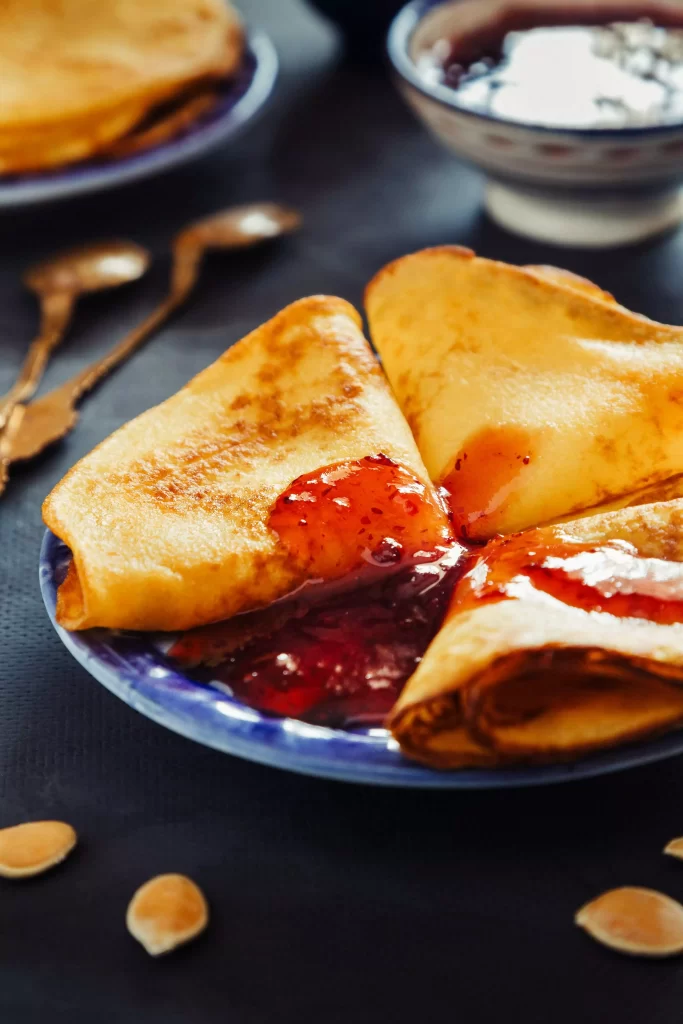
[486, 182, 683, 248]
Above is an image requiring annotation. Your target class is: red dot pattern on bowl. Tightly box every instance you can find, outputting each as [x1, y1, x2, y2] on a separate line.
[537, 143, 577, 158]
[476, 134, 683, 162]
[485, 134, 515, 148]
[604, 147, 639, 161]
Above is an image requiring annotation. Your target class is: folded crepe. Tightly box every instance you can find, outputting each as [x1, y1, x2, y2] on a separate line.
[390, 500, 683, 768]
[0, 0, 242, 173]
[44, 296, 453, 633]
[365, 247, 683, 540]
[523, 264, 616, 303]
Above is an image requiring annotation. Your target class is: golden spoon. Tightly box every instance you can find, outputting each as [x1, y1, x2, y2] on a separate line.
[0, 203, 301, 492]
[0, 240, 150, 434]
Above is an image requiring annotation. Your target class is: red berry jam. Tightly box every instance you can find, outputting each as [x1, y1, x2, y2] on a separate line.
[451, 529, 683, 625]
[439, 426, 535, 542]
[170, 546, 465, 727]
[269, 453, 455, 581]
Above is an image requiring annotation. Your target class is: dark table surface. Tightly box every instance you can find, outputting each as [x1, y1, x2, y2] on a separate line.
[4, 1, 683, 1021]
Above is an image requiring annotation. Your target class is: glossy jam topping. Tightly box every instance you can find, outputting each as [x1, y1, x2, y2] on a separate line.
[170, 547, 465, 727]
[440, 427, 535, 541]
[451, 530, 683, 624]
[269, 453, 454, 580]
[420, 20, 683, 129]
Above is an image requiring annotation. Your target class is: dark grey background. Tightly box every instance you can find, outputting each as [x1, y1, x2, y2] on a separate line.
[3, 1, 683, 1021]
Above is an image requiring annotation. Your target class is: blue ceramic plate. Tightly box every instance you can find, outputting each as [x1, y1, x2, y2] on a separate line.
[0, 32, 277, 208]
[40, 530, 683, 786]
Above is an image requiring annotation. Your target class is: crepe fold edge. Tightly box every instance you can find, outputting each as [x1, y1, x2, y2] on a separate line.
[391, 640, 683, 769]
[43, 296, 359, 631]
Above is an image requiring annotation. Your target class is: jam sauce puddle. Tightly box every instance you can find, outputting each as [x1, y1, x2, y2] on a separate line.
[170, 453, 462, 728]
[451, 529, 683, 625]
[171, 547, 464, 727]
[168, 453, 683, 730]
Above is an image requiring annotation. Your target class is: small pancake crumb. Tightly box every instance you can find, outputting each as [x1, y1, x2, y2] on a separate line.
[127, 873, 209, 956]
[0, 821, 77, 878]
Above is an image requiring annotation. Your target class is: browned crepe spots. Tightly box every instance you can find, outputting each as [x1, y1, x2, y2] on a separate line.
[44, 297, 438, 632]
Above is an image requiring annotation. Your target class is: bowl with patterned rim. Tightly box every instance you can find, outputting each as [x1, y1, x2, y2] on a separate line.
[0, 30, 277, 209]
[388, 0, 683, 247]
[39, 529, 683, 787]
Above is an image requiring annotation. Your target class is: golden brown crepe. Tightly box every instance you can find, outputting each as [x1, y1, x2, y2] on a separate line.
[390, 500, 683, 768]
[0, 0, 242, 173]
[365, 247, 683, 541]
[44, 297, 452, 633]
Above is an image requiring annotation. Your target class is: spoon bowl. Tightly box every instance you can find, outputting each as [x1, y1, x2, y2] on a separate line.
[24, 240, 150, 296]
[175, 202, 302, 251]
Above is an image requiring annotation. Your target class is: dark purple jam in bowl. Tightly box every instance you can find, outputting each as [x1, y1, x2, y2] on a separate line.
[418, 20, 683, 129]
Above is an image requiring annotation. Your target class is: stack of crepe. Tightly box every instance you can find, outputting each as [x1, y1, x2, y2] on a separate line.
[44, 247, 683, 770]
[0, 0, 243, 174]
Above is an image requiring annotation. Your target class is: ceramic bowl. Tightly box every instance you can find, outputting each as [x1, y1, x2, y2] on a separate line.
[387, 0, 683, 246]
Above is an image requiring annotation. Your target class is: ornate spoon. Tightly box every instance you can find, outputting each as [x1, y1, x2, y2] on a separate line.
[0, 203, 301, 492]
[0, 240, 150, 434]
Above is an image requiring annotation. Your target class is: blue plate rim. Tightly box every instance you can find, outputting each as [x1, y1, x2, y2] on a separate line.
[39, 529, 683, 786]
[0, 30, 278, 208]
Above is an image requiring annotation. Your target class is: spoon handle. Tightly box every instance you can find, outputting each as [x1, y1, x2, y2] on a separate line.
[58, 241, 202, 403]
[0, 290, 75, 431]
[65, 296, 179, 403]
[0, 243, 203, 489]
